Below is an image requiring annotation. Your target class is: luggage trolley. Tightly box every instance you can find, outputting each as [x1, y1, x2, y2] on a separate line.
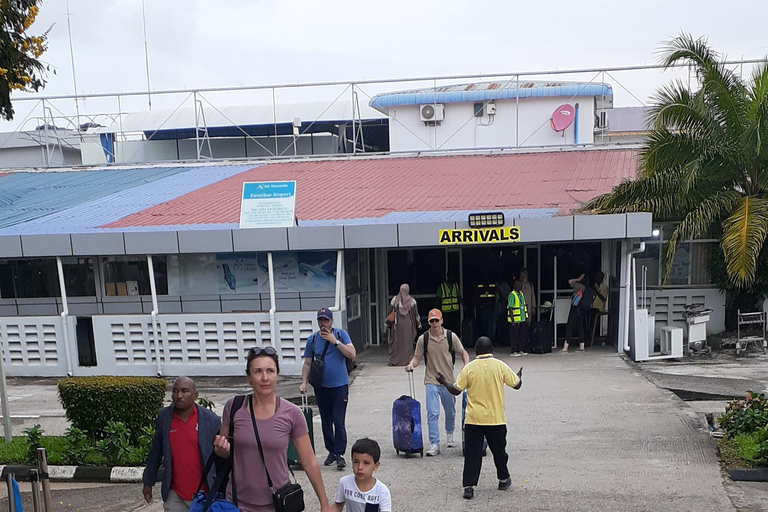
[736, 310, 768, 355]
[683, 304, 712, 356]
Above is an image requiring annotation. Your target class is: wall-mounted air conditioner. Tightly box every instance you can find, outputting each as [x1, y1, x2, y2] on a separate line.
[420, 104, 445, 122]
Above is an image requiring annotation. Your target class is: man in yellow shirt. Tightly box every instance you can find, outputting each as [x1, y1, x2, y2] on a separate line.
[436, 337, 522, 500]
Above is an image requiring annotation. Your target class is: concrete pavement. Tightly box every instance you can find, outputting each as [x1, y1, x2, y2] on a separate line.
[0, 344, 755, 511]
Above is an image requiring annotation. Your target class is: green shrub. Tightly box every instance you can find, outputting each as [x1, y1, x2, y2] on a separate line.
[23, 424, 43, 465]
[734, 433, 763, 462]
[719, 391, 768, 437]
[96, 421, 132, 465]
[64, 427, 90, 465]
[58, 376, 166, 442]
[198, 396, 215, 411]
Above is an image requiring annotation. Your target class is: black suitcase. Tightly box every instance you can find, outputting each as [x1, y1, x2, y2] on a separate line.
[530, 320, 554, 354]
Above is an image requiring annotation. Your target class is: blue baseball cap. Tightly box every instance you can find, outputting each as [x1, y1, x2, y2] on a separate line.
[317, 308, 333, 320]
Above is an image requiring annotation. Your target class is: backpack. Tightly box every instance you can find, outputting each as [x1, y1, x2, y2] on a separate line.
[421, 329, 455, 369]
[578, 287, 595, 312]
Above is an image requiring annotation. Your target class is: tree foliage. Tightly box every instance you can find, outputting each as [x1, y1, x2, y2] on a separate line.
[0, 0, 48, 121]
[586, 33, 768, 290]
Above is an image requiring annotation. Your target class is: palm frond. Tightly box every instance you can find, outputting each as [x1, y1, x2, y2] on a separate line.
[720, 195, 768, 287]
[657, 33, 720, 75]
[660, 191, 741, 281]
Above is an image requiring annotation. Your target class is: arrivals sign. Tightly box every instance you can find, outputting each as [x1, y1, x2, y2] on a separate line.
[438, 226, 521, 245]
[239, 181, 297, 229]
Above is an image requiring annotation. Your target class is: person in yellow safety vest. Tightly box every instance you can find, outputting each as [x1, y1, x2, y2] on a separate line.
[475, 274, 498, 341]
[507, 280, 529, 357]
[436, 274, 462, 335]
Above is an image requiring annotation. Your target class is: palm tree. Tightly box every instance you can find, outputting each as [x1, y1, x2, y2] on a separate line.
[587, 33, 768, 290]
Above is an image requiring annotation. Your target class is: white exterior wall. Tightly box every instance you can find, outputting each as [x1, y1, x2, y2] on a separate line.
[388, 96, 596, 152]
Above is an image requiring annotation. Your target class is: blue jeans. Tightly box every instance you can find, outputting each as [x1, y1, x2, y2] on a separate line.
[425, 383, 456, 445]
[315, 384, 348, 456]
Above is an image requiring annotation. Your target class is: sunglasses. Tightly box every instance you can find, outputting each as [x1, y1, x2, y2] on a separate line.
[428, 318, 441, 324]
[249, 346, 277, 356]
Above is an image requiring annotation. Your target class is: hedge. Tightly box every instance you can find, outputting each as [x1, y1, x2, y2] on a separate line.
[57, 376, 166, 442]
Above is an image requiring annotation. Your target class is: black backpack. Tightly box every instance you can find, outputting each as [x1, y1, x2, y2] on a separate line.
[578, 287, 595, 312]
[421, 329, 455, 368]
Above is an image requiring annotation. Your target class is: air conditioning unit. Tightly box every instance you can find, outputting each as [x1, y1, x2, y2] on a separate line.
[420, 104, 445, 122]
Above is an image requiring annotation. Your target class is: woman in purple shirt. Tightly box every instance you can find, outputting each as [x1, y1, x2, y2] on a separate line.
[214, 347, 330, 512]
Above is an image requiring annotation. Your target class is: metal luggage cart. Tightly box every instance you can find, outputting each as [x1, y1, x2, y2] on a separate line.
[683, 304, 712, 356]
[736, 310, 767, 355]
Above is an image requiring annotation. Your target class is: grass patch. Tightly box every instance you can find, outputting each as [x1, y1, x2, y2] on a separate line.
[0, 436, 68, 465]
[717, 437, 759, 469]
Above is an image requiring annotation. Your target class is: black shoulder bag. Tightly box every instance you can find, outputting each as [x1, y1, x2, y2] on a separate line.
[307, 333, 329, 388]
[248, 396, 305, 512]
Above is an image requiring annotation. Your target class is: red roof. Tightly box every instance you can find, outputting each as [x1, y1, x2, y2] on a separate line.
[104, 149, 638, 228]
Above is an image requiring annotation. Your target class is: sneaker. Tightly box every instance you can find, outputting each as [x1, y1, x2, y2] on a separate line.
[520, 351, 528, 356]
[426, 443, 440, 456]
[463, 487, 474, 499]
[511, 352, 522, 357]
[324, 453, 336, 466]
[498, 477, 512, 490]
[446, 433, 455, 447]
[336, 455, 346, 470]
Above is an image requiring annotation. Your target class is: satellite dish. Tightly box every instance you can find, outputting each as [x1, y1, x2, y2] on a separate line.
[550, 104, 575, 132]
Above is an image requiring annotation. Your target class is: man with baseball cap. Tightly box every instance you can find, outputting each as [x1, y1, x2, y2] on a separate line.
[301, 307, 356, 470]
[405, 308, 469, 456]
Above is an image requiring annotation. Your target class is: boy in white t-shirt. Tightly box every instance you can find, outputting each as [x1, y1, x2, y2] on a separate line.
[332, 438, 392, 512]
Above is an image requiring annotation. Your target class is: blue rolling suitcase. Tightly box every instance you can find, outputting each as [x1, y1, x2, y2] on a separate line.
[392, 372, 424, 457]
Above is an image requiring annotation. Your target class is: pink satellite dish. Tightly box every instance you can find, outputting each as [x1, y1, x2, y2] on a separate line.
[550, 104, 575, 132]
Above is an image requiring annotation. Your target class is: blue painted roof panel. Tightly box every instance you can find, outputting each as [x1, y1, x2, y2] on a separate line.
[369, 80, 613, 109]
[0, 164, 255, 235]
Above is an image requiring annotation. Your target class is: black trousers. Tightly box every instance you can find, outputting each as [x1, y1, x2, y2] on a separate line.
[565, 306, 585, 344]
[463, 424, 509, 487]
[508, 321, 529, 353]
[443, 311, 461, 335]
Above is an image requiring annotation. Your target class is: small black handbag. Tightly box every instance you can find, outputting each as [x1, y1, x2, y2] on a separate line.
[307, 335, 329, 388]
[249, 396, 305, 512]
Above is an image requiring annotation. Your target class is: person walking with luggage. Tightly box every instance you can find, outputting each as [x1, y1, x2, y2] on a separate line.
[300, 308, 356, 470]
[386, 284, 421, 366]
[436, 274, 462, 335]
[405, 309, 470, 456]
[436, 336, 523, 500]
[215, 347, 330, 512]
[143, 377, 220, 511]
[508, 279, 529, 356]
[562, 273, 589, 352]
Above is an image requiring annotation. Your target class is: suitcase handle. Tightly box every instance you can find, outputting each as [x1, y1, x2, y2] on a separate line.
[407, 371, 416, 399]
[301, 392, 308, 410]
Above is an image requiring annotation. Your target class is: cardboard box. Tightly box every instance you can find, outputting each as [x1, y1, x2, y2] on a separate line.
[105, 283, 116, 296]
[116, 282, 128, 296]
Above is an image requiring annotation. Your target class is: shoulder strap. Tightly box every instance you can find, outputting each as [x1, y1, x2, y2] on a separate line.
[198, 394, 245, 511]
[422, 331, 430, 368]
[446, 329, 455, 365]
[249, 395, 297, 490]
[311, 332, 330, 360]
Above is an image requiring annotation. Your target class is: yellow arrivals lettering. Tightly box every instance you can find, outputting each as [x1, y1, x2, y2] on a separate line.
[438, 227, 521, 245]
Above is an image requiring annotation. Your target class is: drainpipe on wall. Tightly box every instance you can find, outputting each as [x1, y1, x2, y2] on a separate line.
[623, 242, 645, 352]
[56, 257, 73, 376]
[574, 103, 579, 145]
[147, 255, 163, 376]
[330, 250, 344, 316]
[267, 252, 277, 349]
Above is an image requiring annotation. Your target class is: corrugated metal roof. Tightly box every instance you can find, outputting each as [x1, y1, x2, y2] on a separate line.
[104, 149, 638, 229]
[0, 164, 255, 235]
[369, 81, 613, 110]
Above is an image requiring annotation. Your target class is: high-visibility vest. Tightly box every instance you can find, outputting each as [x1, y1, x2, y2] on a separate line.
[439, 282, 459, 313]
[477, 283, 497, 299]
[508, 291, 527, 323]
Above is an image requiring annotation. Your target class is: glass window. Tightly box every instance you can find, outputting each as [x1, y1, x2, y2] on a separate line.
[690, 242, 714, 286]
[635, 243, 660, 287]
[388, 249, 445, 297]
[0, 259, 60, 298]
[61, 257, 96, 297]
[102, 256, 168, 296]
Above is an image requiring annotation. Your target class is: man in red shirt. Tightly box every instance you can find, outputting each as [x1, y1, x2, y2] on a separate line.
[143, 377, 221, 511]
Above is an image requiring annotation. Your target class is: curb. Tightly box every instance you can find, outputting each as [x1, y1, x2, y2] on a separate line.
[728, 468, 768, 482]
[0, 465, 145, 483]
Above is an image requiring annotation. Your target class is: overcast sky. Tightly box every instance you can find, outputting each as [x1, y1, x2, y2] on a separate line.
[5, 0, 768, 130]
